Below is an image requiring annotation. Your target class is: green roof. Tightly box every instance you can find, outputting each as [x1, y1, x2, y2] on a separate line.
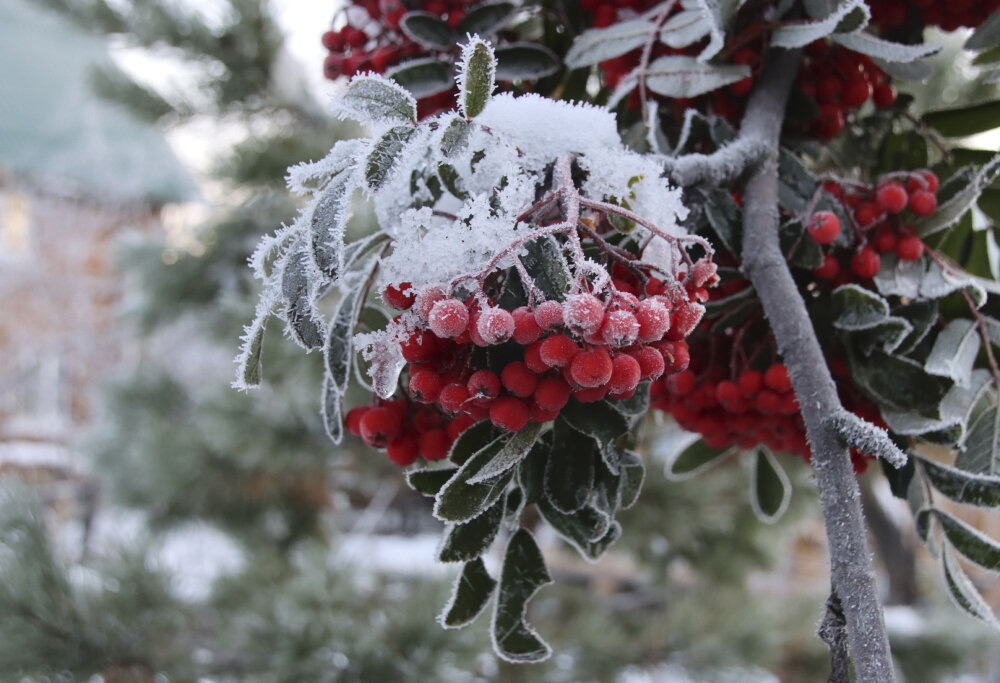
[0, 0, 197, 205]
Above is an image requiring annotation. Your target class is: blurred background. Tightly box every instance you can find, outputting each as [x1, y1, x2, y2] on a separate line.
[1, 1, 999, 681]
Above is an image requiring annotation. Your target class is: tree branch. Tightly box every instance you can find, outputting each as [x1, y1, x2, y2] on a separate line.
[662, 138, 771, 189]
[817, 589, 851, 683]
[738, 48, 896, 682]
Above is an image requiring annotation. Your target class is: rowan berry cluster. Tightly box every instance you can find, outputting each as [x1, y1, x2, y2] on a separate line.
[346, 262, 711, 466]
[868, 0, 1000, 32]
[807, 170, 939, 283]
[321, 0, 470, 117]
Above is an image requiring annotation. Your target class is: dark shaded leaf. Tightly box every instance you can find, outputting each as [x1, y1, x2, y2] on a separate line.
[449, 420, 495, 466]
[492, 529, 553, 663]
[665, 439, 732, 480]
[919, 456, 1000, 507]
[408, 467, 459, 496]
[325, 287, 361, 393]
[310, 168, 351, 277]
[545, 420, 598, 514]
[440, 116, 471, 157]
[538, 498, 615, 559]
[438, 162, 469, 199]
[519, 236, 571, 301]
[440, 557, 496, 629]
[851, 351, 951, 415]
[400, 11, 456, 51]
[619, 450, 645, 510]
[831, 284, 890, 330]
[281, 242, 324, 349]
[924, 101, 1000, 138]
[704, 189, 743, 256]
[518, 435, 550, 504]
[941, 544, 1000, 628]
[469, 423, 543, 484]
[458, 2, 516, 35]
[495, 43, 561, 81]
[439, 497, 505, 563]
[366, 125, 416, 191]
[559, 398, 629, 446]
[925, 508, 1000, 571]
[387, 58, 454, 99]
[751, 446, 792, 523]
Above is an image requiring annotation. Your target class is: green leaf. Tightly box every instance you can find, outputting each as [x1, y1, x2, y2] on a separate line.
[449, 420, 495, 466]
[440, 558, 496, 629]
[831, 284, 891, 330]
[336, 74, 417, 124]
[400, 11, 456, 51]
[321, 376, 342, 445]
[545, 420, 598, 514]
[619, 450, 645, 510]
[893, 300, 938, 355]
[386, 58, 454, 99]
[925, 508, 1000, 571]
[458, 38, 496, 119]
[957, 392, 1000, 476]
[518, 436, 550, 504]
[457, 2, 516, 35]
[325, 288, 361, 394]
[439, 116, 471, 157]
[940, 544, 1000, 629]
[468, 423, 543, 484]
[873, 252, 923, 299]
[659, 9, 710, 48]
[832, 32, 941, 63]
[781, 222, 824, 269]
[492, 529, 553, 663]
[437, 162, 469, 200]
[407, 467, 458, 496]
[519, 236, 571, 301]
[665, 438, 733, 480]
[704, 189, 743, 257]
[851, 351, 951, 415]
[778, 149, 819, 213]
[915, 156, 1000, 237]
[770, 0, 869, 49]
[918, 457, 1000, 507]
[439, 497, 505, 563]
[435, 434, 515, 523]
[559, 398, 629, 446]
[750, 446, 792, 523]
[924, 101, 1000, 138]
[564, 18, 655, 68]
[966, 8, 1000, 52]
[239, 318, 266, 388]
[281, 241, 324, 349]
[494, 43, 561, 81]
[537, 498, 617, 559]
[925, 319, 981, 385]
[642, 57, 750, 98]
[979, 188, 1000, 223]
[309, 169, 352, 278]
[365, 125, 416, 191]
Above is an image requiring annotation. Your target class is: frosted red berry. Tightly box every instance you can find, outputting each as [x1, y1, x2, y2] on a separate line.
[808, 211, 841, 244]
[501, 361, 539, 398]
[387, 437, 419, 466]
[415, 284, 446, 320]
[851, 246, 880, 279]
[490, 396, 530, 432]
[630, 345, 665, 381]
[635, 299, 670, 342]
[438, 383, 471, 413]
[467, 370, 501, 402]
[345, 405, 369, 436]
[601, 310, 640, 347]
[563, 294, 606, 335]
[570, 349, 614, 388]
[409, 370, 443, 403]
[428, 298, 469, 338]
[609, 354, 641, 395]
[524, 340, 549, 374]
[896, 235, 924, 261]
[909, 191, 937, 216]
[539, 334, 579, 368]
[906, 171, 938, 195]
[534, 376, 572, 412]
[512, 306, 543, 345]
[876, 182, 908, 214]
[665, 300, 705, 341]
[383, 282, 415, 309]
[476, 308, 515, 345]
[533, 300, 563, 330]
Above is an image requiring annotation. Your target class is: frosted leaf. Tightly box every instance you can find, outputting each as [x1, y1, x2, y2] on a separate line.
[354, 322, 410, 399]
[332, 73, 417, 128]
[286, 138, 367, 194]
[456, 36, 496, 119]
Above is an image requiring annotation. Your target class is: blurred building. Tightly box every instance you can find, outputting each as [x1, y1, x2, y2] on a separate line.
[0, 0, 196, 478]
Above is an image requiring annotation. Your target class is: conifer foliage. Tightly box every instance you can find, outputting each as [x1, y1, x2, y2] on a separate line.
[243, 0, 1000, 672]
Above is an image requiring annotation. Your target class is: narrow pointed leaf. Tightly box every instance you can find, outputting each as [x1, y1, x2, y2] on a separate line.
[619, 450, 645, 510]
[495, 43, 561, 81]
[918, 457, 1000, 507]
[833, 32, 941, 63]
[469, 423, 543, 484]
[366, 125, 416, 191]
[237, 316, 266, 388]
[325, 287, 362, 393]
[321, 376, 343, 445]
[771, 0, 869, 48]
[643, 57, 750, 98]
[492, 529, 553, 663]
[281, 242, 324, 349]
[564, 18, 655, 68]
[665, 439, 732, 480]
[435, 434, 514, 523]
[660, 10, 710, 48]
[457, 2, 516, 36]
[458, 38, 495, 119]
[926, 508, 1000, 571]
[440, 558, 496, 629]
[966, 8, 1000, 52]
[957, 394, 1000, 476]
[941, 545, 1000, 628]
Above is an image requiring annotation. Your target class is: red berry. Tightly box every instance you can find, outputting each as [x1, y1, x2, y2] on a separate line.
[896, 235, 924, 261]
[635, 299, 670, 343]
[345, 405, 369, 436]
[573, 385, 608, 403]
[533, 300, 564, 330]
[756, 390, 782, 415]
[419, 429, 451, 461]
[512, 306, 543, 345]
[383, 282, 415, 309]
[764, 364, 792, 393]
[409, 370, 443, 403]
[387, 437, 420, 466]
[909, 191, 937, 216]
[467, 370, 501, 403]
[872, 83, 896, 108]
[716, 380, 741, 404]
[344, 26, 368, 48]
[360, 406, 402, 447]
[813, 253, 840, 279]
[818, 74, 843, 103]
[428, 299, 469, 338]
[530, 402, 560, 423]
[593, 3, 616, 27]
[658, 340, 690, 373]
[415, 285, 446, 320]
[815, 103, 845, 139]
[876, 182, 908, 214]
[841, 75, 872, 108]
[874, 225, 897, 253]
[322, 30, 344, 52]
[906, 171, 938, 195]
[501, 361, 539, 398]
[854, 202, 881, 227]
[539, 334, 579, 368]
[563, 294, 606, 335]
[524, 340, 549, 374]
[438, 383, 471, 413]
[808, 211, 841, 244]
[738, 369, 764, 397]
[666, 370, 696, 396]
[477, 308, 515, 345]
[609, 354, 641, 395]
[630, 345, 665, 381]
[401, 330, 439, 363]
[446, 414, 477, 441]
[601, 310, 640, 347]
[534, 376, 572, 412]
[490, 396, 530, 432]
[570, 349, 614, 388]
[851, 246, 881, 279]
[665, 300, 705, 341]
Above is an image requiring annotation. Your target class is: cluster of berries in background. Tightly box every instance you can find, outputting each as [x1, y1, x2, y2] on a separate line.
[868, 0, 1000, 32]
[321, 0, 471, 116]
[807, 170, 939, 284]
[345, 262, 714, 466]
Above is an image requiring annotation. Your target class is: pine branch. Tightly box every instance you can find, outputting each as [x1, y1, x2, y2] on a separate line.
[737, 48, 896, 682]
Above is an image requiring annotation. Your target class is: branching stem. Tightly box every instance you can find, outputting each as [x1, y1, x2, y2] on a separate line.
[738, 47, 896, 682]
